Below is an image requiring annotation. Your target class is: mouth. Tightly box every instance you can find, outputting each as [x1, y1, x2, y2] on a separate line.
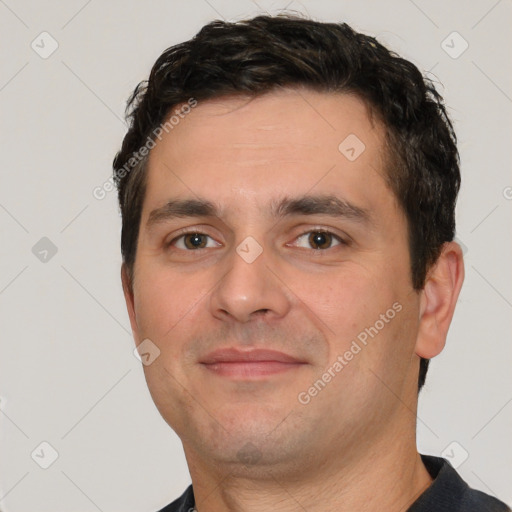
[200, 348, 307, 378]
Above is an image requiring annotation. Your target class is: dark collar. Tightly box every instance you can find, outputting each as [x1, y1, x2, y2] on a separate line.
[159, 454, 510, 512]
[407, 454, 468, 510]
[408, 454, 510, 511]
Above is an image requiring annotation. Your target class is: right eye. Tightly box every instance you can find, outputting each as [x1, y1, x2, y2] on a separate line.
[167, 232, 221, 251]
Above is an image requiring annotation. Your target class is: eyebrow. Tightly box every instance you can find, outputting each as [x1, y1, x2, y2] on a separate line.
[146, 194, 372, 231]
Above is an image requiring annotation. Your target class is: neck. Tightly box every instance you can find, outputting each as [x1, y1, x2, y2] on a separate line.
[184, 428, 433, 512]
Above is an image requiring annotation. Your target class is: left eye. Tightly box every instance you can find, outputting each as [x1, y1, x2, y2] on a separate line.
[293, 231, 345, 250]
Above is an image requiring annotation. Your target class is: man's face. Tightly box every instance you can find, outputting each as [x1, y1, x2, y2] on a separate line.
[124, 89, 423, 474]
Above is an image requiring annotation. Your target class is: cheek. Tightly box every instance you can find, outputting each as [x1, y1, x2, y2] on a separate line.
[299, 264, 390, 335]
[298, 260, 411, 368]
[133, 268, 202, 344]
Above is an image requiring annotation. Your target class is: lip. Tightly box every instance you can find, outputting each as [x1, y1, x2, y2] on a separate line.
[200, 348, 307, 378]
[200, 348, 304, 364]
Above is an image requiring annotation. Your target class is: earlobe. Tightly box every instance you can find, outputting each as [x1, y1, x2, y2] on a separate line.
[121, 264, 139, 342]
[415, 241, 465, 359]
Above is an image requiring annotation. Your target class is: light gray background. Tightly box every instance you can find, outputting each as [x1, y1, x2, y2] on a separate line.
[1, 0, 511, 511]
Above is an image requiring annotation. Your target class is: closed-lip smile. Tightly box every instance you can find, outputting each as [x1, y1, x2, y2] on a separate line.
[200, 348, 307, 378]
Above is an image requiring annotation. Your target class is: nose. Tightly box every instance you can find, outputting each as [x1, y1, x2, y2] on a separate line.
[209, 239, 292, 324]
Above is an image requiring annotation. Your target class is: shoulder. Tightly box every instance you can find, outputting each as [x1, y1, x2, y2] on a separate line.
[156, 485, 195, 512]
[409, 455, 511, 512]
[462, 488, 512, 512]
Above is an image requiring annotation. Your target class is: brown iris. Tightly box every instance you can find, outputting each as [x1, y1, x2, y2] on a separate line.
[308, 231, 333, 250]
[183, 233, 208, 249]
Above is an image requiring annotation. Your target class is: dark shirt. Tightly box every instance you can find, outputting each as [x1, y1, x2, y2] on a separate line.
[157, 454, 510, 511]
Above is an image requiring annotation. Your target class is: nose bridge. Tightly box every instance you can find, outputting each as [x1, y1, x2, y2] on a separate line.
[209, 235, 291, 323]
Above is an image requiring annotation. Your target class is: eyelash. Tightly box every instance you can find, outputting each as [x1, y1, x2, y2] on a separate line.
[166, 229, 349, 251]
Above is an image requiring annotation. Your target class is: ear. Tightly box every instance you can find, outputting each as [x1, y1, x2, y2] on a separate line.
[121, 263, 140, 344]
[415, 241, 465, 359]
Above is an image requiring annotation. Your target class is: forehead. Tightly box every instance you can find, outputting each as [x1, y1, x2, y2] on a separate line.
[143, 88, 395, 221]
[157, 88, 382, 158]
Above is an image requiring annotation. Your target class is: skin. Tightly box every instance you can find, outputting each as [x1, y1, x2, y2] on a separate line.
[122, 88, 465, 512]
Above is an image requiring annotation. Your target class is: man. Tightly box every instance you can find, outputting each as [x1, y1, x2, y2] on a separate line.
[113, 14, 510, 512]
